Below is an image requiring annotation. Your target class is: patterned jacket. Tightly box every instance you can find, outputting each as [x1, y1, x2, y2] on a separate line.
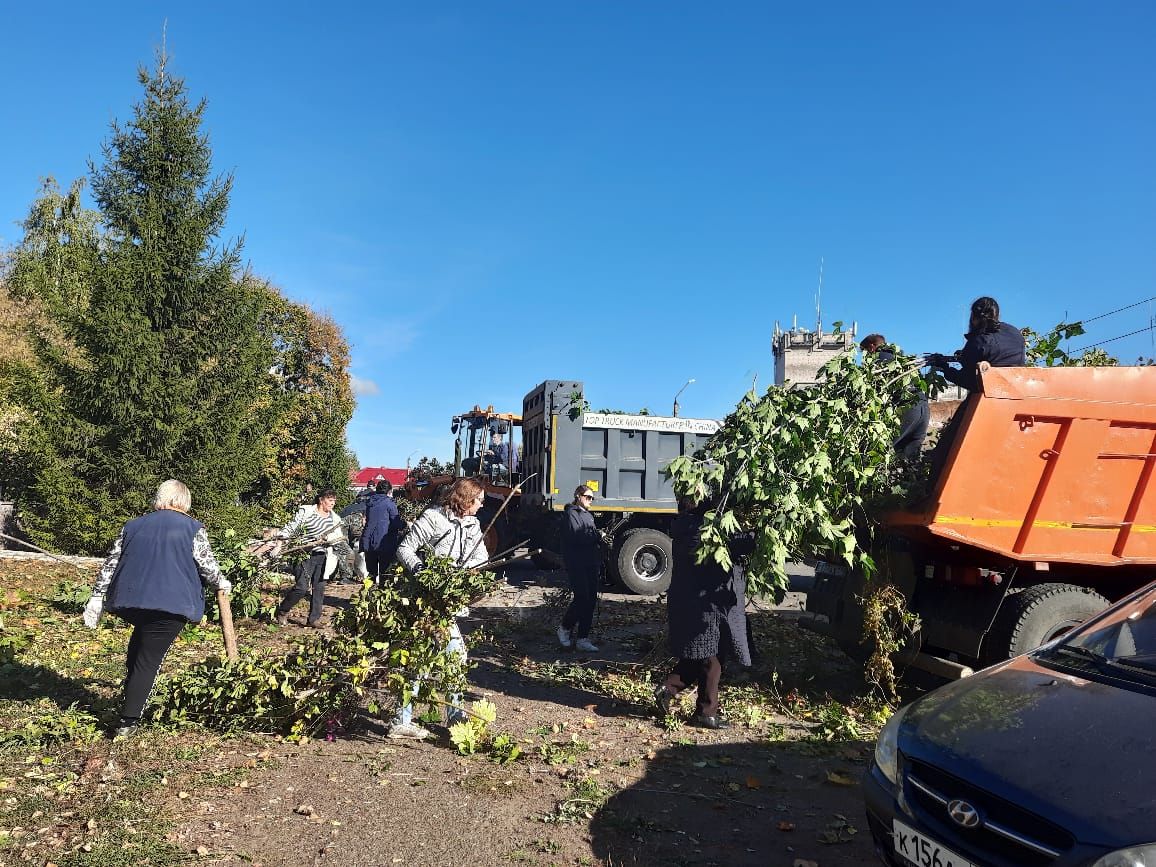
[395, 507, 488, 573]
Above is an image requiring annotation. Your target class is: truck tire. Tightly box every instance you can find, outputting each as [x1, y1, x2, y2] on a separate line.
[982, 583, 1109, 665]
[615, 528, 672, 596]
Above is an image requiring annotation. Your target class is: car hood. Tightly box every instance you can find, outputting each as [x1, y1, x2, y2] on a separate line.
[900, 654, 1154, 844]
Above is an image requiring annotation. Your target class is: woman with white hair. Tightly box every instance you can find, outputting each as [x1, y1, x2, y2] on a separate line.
[83, 479, 231, 738]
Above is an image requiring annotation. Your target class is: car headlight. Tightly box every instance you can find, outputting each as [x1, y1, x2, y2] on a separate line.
[1092, 845, 1156, 867]
[873, 704, 909, 787]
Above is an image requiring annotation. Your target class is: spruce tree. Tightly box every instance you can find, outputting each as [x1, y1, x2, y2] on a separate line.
[22, 53, 274, 551]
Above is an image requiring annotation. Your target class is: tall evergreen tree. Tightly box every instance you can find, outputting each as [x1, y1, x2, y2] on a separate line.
[19, 53, 274, 551]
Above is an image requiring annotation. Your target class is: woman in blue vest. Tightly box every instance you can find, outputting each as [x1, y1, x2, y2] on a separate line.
[83, 479, 231, 738]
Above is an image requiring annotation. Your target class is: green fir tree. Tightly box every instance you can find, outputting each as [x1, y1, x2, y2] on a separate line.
[19, 52, 274, 551]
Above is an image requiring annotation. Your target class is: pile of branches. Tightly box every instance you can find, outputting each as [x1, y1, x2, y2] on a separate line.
[160, 557, 498, 741]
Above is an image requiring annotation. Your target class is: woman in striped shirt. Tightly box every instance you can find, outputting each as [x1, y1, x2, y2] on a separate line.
[274, 488, 344, 627]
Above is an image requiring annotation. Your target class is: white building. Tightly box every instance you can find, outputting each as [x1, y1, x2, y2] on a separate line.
[772, 319, 858, 386]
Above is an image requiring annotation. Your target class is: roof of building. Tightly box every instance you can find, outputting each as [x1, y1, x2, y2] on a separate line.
[349, 467, 408, 487]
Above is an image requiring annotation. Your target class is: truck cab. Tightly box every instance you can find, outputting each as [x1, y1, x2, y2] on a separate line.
[451, 406, 522, 488]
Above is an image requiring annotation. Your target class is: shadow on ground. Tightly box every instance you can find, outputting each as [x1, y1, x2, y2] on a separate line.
[0, 661, 112, 716]
[589, 737, 879, 867]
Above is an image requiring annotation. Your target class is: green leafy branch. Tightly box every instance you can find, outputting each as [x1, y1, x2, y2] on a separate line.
[160, 556, 500, 741]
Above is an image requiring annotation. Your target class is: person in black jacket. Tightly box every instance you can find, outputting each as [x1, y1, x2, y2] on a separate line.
[929, 296, 1026, 392]
[557, 484, 602, 652]
[82, 479, 230, 738]
[654, 496, 753, 730]
[926, 297, 1027, 479]
[360, 480, 404, 584]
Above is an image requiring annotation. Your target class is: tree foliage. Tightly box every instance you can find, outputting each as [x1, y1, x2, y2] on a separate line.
[408, 456, 453, 482]
[246, 284, 354, 521]
[666, 351, 926, 602]
[0, 55, 355, 549]
[1022, 321, 1118, 368]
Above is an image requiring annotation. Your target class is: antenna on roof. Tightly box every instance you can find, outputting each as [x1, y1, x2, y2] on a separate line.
[815, 257, 824, 336]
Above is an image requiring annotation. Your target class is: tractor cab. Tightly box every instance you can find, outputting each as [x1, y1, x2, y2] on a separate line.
[451, 406, 522, 488]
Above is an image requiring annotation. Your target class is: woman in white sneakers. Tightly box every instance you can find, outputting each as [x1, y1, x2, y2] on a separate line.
[389, 478, 489, 739]
[557, 484, 602, 653]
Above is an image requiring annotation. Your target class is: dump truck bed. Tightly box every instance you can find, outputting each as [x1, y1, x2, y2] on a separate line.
[887, 364, 1156, 567]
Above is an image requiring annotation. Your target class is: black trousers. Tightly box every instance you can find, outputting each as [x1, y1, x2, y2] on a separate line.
[117, 608, 187, 723]
[364, 549, 395, 583]
[663, 656, 722, 717]
[276, 551, 327, 624]
[561, 566, 599, 638]
[895, 398, 930, 460]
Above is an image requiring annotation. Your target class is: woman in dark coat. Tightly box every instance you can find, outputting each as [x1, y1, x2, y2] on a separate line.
[656, 498, 753, 729]
[927, 296, 1027, 478]
[83, 479, 230, 738]
[930, 295, 1026, 392]
[557, 484, 602, 652]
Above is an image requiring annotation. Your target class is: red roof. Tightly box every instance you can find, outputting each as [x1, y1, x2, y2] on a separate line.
[350, 467, 408, 487]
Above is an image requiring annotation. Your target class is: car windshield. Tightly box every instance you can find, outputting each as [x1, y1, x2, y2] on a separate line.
[1047, 583, 1156, 676]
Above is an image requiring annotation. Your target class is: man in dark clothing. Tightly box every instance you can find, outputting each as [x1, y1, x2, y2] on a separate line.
[861, 333, 930, 460]
[655, 498, 753, 730]
[484, 432, 517, 481]
[360, 480, 404, 583]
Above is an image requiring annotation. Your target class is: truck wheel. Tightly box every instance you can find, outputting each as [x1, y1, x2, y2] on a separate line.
[982, 583, 1109, 665]
[615, 529, 672, 595]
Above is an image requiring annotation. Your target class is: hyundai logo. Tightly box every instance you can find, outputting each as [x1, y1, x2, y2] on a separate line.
[947, 799, 981, 829]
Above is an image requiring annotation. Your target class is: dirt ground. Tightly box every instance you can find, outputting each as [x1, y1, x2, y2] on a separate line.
[160, 567, 885, 867]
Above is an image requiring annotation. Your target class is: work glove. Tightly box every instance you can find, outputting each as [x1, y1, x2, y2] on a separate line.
[216, 578, 232, 594]
[923, 352, 952, 369]
[82, 595, 103, 629]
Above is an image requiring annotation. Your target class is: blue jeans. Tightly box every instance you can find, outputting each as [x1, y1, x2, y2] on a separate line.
[392, 620, 467, 725]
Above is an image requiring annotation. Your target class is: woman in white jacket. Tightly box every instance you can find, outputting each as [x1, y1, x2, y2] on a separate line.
[389, 478, 489, 739]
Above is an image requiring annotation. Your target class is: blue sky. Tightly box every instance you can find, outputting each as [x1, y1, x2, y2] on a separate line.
[3, 2, 1156, 467]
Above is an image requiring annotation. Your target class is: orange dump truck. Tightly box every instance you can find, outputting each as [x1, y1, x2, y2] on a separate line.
[804, 363, 1156, 675]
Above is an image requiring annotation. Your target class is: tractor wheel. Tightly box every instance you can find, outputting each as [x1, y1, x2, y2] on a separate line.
[615, 528, 672, 596]
[982, 583, 1109, 666]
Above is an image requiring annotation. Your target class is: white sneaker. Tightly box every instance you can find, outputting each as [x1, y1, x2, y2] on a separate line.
[446, 709, 468, 727]
[387, 721, 430, 740]
[574, 638, 599, 652]
[556, 625, 573, 648]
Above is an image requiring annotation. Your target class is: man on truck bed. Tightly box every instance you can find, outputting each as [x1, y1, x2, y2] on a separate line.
[928, 295, 1026, 391]
[860, 333, 929, 460]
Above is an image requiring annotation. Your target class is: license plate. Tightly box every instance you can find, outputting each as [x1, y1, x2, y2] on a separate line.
[892, 820, 976, 867]
[814, 560, 848, 577]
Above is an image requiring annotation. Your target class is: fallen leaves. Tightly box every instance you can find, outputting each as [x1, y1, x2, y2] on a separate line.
[825, 769, 857, 787]
[817, 813, 858, 844]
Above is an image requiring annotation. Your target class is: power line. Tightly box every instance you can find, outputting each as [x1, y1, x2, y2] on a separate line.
[1078, 296, 1156, 325]
[1072, 324, 1156, 353]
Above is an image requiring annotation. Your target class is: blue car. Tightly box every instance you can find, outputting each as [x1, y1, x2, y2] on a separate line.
[866, 580, 1156, 867]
